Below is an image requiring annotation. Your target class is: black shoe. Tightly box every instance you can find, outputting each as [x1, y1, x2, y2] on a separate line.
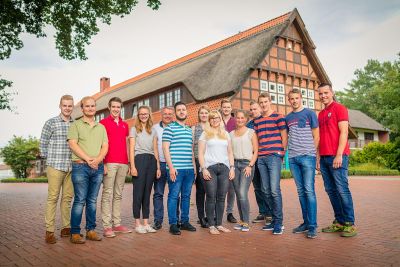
[169, 224, 181, 235]
[177, 221, 182, 228]
[180, 222, 197, 232]
[199, 218, 209, 228]
[153, 221, 162, 230]
[227, 213, 237, 223]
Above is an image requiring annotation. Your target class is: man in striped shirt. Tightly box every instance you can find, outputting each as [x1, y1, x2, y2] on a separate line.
[254, 92, 287, 235]
[286, 89, 319, 239]
[163, 102, 197, 235]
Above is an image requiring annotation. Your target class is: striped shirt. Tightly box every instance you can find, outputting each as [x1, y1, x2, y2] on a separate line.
[253, 112, 286, 157]
[162, 121, 194, 170]
[285, 108, 318, 158]
[40, 115, 73, 172]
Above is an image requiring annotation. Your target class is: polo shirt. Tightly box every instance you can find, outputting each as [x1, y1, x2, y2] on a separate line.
[286, 108, 318, 158]
[100, 116, 129, 164]
[318, 101, 350, 156]
[224, 116, 236, 133]
[67, 118, 108, 161]
[253, 112, 286, 157]
[162, 121, 193, 170]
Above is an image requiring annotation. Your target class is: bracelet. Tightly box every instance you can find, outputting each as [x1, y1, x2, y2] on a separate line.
[248, 164, 253, 168]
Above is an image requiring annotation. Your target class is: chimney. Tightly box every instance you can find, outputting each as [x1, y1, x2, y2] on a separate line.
[100, 77, 110, 92]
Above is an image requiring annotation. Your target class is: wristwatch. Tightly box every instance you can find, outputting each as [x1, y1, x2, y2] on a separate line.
[230, 165, 235, 170]
[248, 164, 253, 168]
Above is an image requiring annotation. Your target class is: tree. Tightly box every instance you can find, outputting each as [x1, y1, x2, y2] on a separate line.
[0, 136, 40, 178]
[0, 77, 14, 111]
[0, 0, 161, 109]
[336, 53, 400, 139]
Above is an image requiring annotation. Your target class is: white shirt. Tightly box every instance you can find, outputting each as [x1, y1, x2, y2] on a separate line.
[230, 129, 255, 161]
[199, 132, 230, 168]
[152, 122, 166, 162]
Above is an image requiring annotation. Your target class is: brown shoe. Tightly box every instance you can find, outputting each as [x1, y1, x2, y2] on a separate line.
[86, 230, 102, 241]
[60, 228, 71, 237]
[45, 231, 56, 244]
[70, 234, 85, 244]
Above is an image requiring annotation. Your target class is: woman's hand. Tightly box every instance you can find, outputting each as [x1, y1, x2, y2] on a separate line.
[244, 166, 252, 177]
[130, 166, 138, 176]
[156, 169, 161, 179]
[202, 168, 212, 180]
[229, 168, 235, 180]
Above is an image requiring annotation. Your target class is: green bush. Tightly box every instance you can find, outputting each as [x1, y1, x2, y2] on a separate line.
[281, 170, 292, 179]
[1, 177, 48, 183]
[349, 163, 400, 176]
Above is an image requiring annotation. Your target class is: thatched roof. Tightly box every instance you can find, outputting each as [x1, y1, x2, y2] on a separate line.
[73, 9, 330, 118]
[349, 109, 388, 132]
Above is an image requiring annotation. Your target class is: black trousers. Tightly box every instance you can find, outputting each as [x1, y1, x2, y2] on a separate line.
[195, 159, 206, 219]
[133, 153, 156, 219]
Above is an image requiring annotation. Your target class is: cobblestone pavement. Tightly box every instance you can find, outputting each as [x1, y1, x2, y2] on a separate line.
[0, 176, 399, 266]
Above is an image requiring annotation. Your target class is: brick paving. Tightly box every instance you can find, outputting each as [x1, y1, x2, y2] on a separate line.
[0, 176, 399, 267]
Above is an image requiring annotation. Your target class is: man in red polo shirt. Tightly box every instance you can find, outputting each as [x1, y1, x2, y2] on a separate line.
[100, 97, 132, 237]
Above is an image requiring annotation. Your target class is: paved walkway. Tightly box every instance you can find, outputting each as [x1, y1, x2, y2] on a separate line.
[0, 176, 399, 266]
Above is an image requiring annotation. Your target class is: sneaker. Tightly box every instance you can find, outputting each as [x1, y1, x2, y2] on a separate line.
[180, 222, 196, 232]
[307, 228, 317, 239]
[216, 226, 231, 233]
[112, 225, 132, 233]
[103, 228, 116, 238]
[60, 227, 71, 237]
[143, 225, 157, 233]
[135, 225, 147, 234]
[265, 216, 272, 223]
[341, 223, 357, 237]
[45, 231, 56, 244]
[152, 221, 162, 230]
[86, 230, 102, 241]
[252, 214, 265, 223]
[227, 213, 237, 223]
[169, 224, 181, 235]
[209, 226, 220, 235]
[262, 223, 274, 231]
[233, 223, 243, 230]
[272, 225, 283, 235]
[321, 220, 344, 233]
[241, 223, 250, 232]
[292, 223, 309, 234]
[70, 233, 85, 244]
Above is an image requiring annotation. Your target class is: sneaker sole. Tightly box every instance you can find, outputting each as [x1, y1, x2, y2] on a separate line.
[241, 229, 250, 232]
[273, 231, 283, 235]
[104, 234, 116, 238]
[293, 230, 308, 234]
[263, 226, 285, 231]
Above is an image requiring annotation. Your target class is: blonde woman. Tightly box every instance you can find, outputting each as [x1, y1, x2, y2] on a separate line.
[198, 110, 235, 235]
[192, 105, 210, 228]
[230, 110, 258, 232]
[129, 106, 161, 234]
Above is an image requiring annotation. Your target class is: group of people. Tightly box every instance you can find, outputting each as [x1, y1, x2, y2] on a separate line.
[40, 83, 357, 245]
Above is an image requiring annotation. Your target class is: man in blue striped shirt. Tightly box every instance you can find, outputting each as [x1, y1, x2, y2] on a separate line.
[285, 88, 319, 239]
[163, 102, 197, 235]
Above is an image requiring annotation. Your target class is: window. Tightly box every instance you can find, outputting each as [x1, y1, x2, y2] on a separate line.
[174, 88, 181, 103]
[302, 99, 308, 108]
[278, 94, 285, 105]
[166, 91, 173, 107]
[277, 83, 285, 94]
[301, 88, 307, 98]
[307, 89, 314, 99]
[270, 93, 277, 104]
[308, 99, 315, 109]
[159, 94, 165, 109]
[364, 132, 374, 141]
[95, 114, 100, 122]
[132, 103, 138, 117]
[100, 113, 104, 120]
[260, 80, 268, 91]
[269, 82, 277, 93]
[120, 106, 125, 119]
[142, 98, 150, 107]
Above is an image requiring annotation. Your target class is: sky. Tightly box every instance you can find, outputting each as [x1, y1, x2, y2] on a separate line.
[1, 0, 399, 146]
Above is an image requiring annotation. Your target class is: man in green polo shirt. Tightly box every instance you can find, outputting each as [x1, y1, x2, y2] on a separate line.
[67, 96, 108, 244]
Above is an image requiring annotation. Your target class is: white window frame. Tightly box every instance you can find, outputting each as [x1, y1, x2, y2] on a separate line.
[174, 88, 181, 103]
[277, 94, 285, 105]
[132, 103, 138, 117]
[159, 94, 165, 109]
[277, 83, 285, 94]
[269, 82, 277, 93]
[301, 88, 307, 98]
[260, 80, 268, 91]
[270, 93, 278, 104]
[307, 89, 314, 99]
[308, 99, 315, 109]
[166, 91, 173, 107]
[120, 106, 125, 119]
[302, 99, 308, 108]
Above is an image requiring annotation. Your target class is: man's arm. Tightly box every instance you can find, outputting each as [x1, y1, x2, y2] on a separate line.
[68, 140, 92, 163]
[333, 121, 349, 169]
[312, 127, 321, 170]
[39, 120, 52, 158]
[280, 128, 288, 152]
[162, 141, 177, 181]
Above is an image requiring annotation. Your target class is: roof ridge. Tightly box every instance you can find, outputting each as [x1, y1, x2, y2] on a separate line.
[94, 10, 292, 99]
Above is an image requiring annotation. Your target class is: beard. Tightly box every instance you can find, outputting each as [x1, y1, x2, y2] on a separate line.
[176, 114, 187, 121]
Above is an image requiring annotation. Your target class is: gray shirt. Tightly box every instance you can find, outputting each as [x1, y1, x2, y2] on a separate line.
[129, 126, 156, 156]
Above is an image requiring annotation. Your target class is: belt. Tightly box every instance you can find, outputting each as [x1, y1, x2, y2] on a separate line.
[73, 160, 86, 164]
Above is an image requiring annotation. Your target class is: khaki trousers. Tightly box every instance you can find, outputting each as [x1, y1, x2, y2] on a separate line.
[101, 163, 129, 228]
[45, 166, 74, 232]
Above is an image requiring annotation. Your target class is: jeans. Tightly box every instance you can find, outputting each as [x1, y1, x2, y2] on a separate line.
[232, 159, 254, 223]
[167, 168, 195, 225]
[289, 155, 317, 230]
[257, 154, 283, 226]
[226, 182, 236, 214]
[70, 162, 103, 234]
[252, 161, 272, 216]
[320, 155, 355, 224]
[204, 163, 230, 226]
[195, 159, 206, 220]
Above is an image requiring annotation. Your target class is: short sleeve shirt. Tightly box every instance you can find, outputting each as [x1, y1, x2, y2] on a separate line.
[199, 132, 230, 168]
[100, 116, 129, 164]
[129, 127, 156, 156]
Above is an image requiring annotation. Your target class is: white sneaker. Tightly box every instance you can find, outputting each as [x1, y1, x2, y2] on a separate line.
[135, 225, 147, 234]
[143, 224, 157, 233]
[216, 225, 231, 233]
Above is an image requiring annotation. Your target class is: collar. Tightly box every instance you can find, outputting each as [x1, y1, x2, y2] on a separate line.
[58, 114, 73, 123]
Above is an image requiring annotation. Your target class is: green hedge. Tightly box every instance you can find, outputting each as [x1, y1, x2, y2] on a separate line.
[348, 169, 400, 176]
[1, 177, 48, 183]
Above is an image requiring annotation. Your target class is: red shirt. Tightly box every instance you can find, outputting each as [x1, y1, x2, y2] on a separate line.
[318, 102, 350, 156]
[100, 116, 129, 164]
[224, 116, 236, 133]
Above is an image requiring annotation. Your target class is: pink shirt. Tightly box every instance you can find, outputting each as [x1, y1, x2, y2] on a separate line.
[100, 116, 129, 164]
[224, 116, 236, 133]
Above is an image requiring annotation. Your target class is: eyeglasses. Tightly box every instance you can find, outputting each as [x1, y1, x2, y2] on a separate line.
[139, 113, 149, 116]
[210, 117, 220, 121]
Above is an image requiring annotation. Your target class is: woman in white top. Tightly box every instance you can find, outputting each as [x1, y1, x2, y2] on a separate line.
[129, 106, 161, 234]
[230, 110, 258, 232]
[198, 110, 235, 235]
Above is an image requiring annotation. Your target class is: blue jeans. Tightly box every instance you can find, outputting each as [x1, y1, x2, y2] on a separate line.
[232, 159, 254, 223]
[289, 155, 317, 230]
[252, 161, 272, 216]
[257, 154, 283, 226]
[70, 162, 103, 234]
[320, 155, 355, 224]
[167, 168, 195, 225]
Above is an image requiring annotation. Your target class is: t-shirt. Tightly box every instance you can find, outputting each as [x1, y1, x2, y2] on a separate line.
[152, 122, 166, 162]
[67, 119, 108, 161]
[224, 116, 236, 133]
[230, 129, 255, 161]
[162, 121, 193, 170]
[100, 116, 129, 164]
[246, 119, 255, 130]
[199, 131, 230, 168]
[129, 126, 156, 156]
[253, 112, 286, 157]
[318, 101, 350, 156]
[285, 108, 318, 158]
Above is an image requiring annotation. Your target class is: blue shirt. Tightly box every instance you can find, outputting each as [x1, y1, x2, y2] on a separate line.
[162, 122, 194, 170]
[285, 108, 318, 158]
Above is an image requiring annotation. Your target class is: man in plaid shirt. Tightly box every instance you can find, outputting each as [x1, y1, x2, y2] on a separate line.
[40, 95, 74, 244]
